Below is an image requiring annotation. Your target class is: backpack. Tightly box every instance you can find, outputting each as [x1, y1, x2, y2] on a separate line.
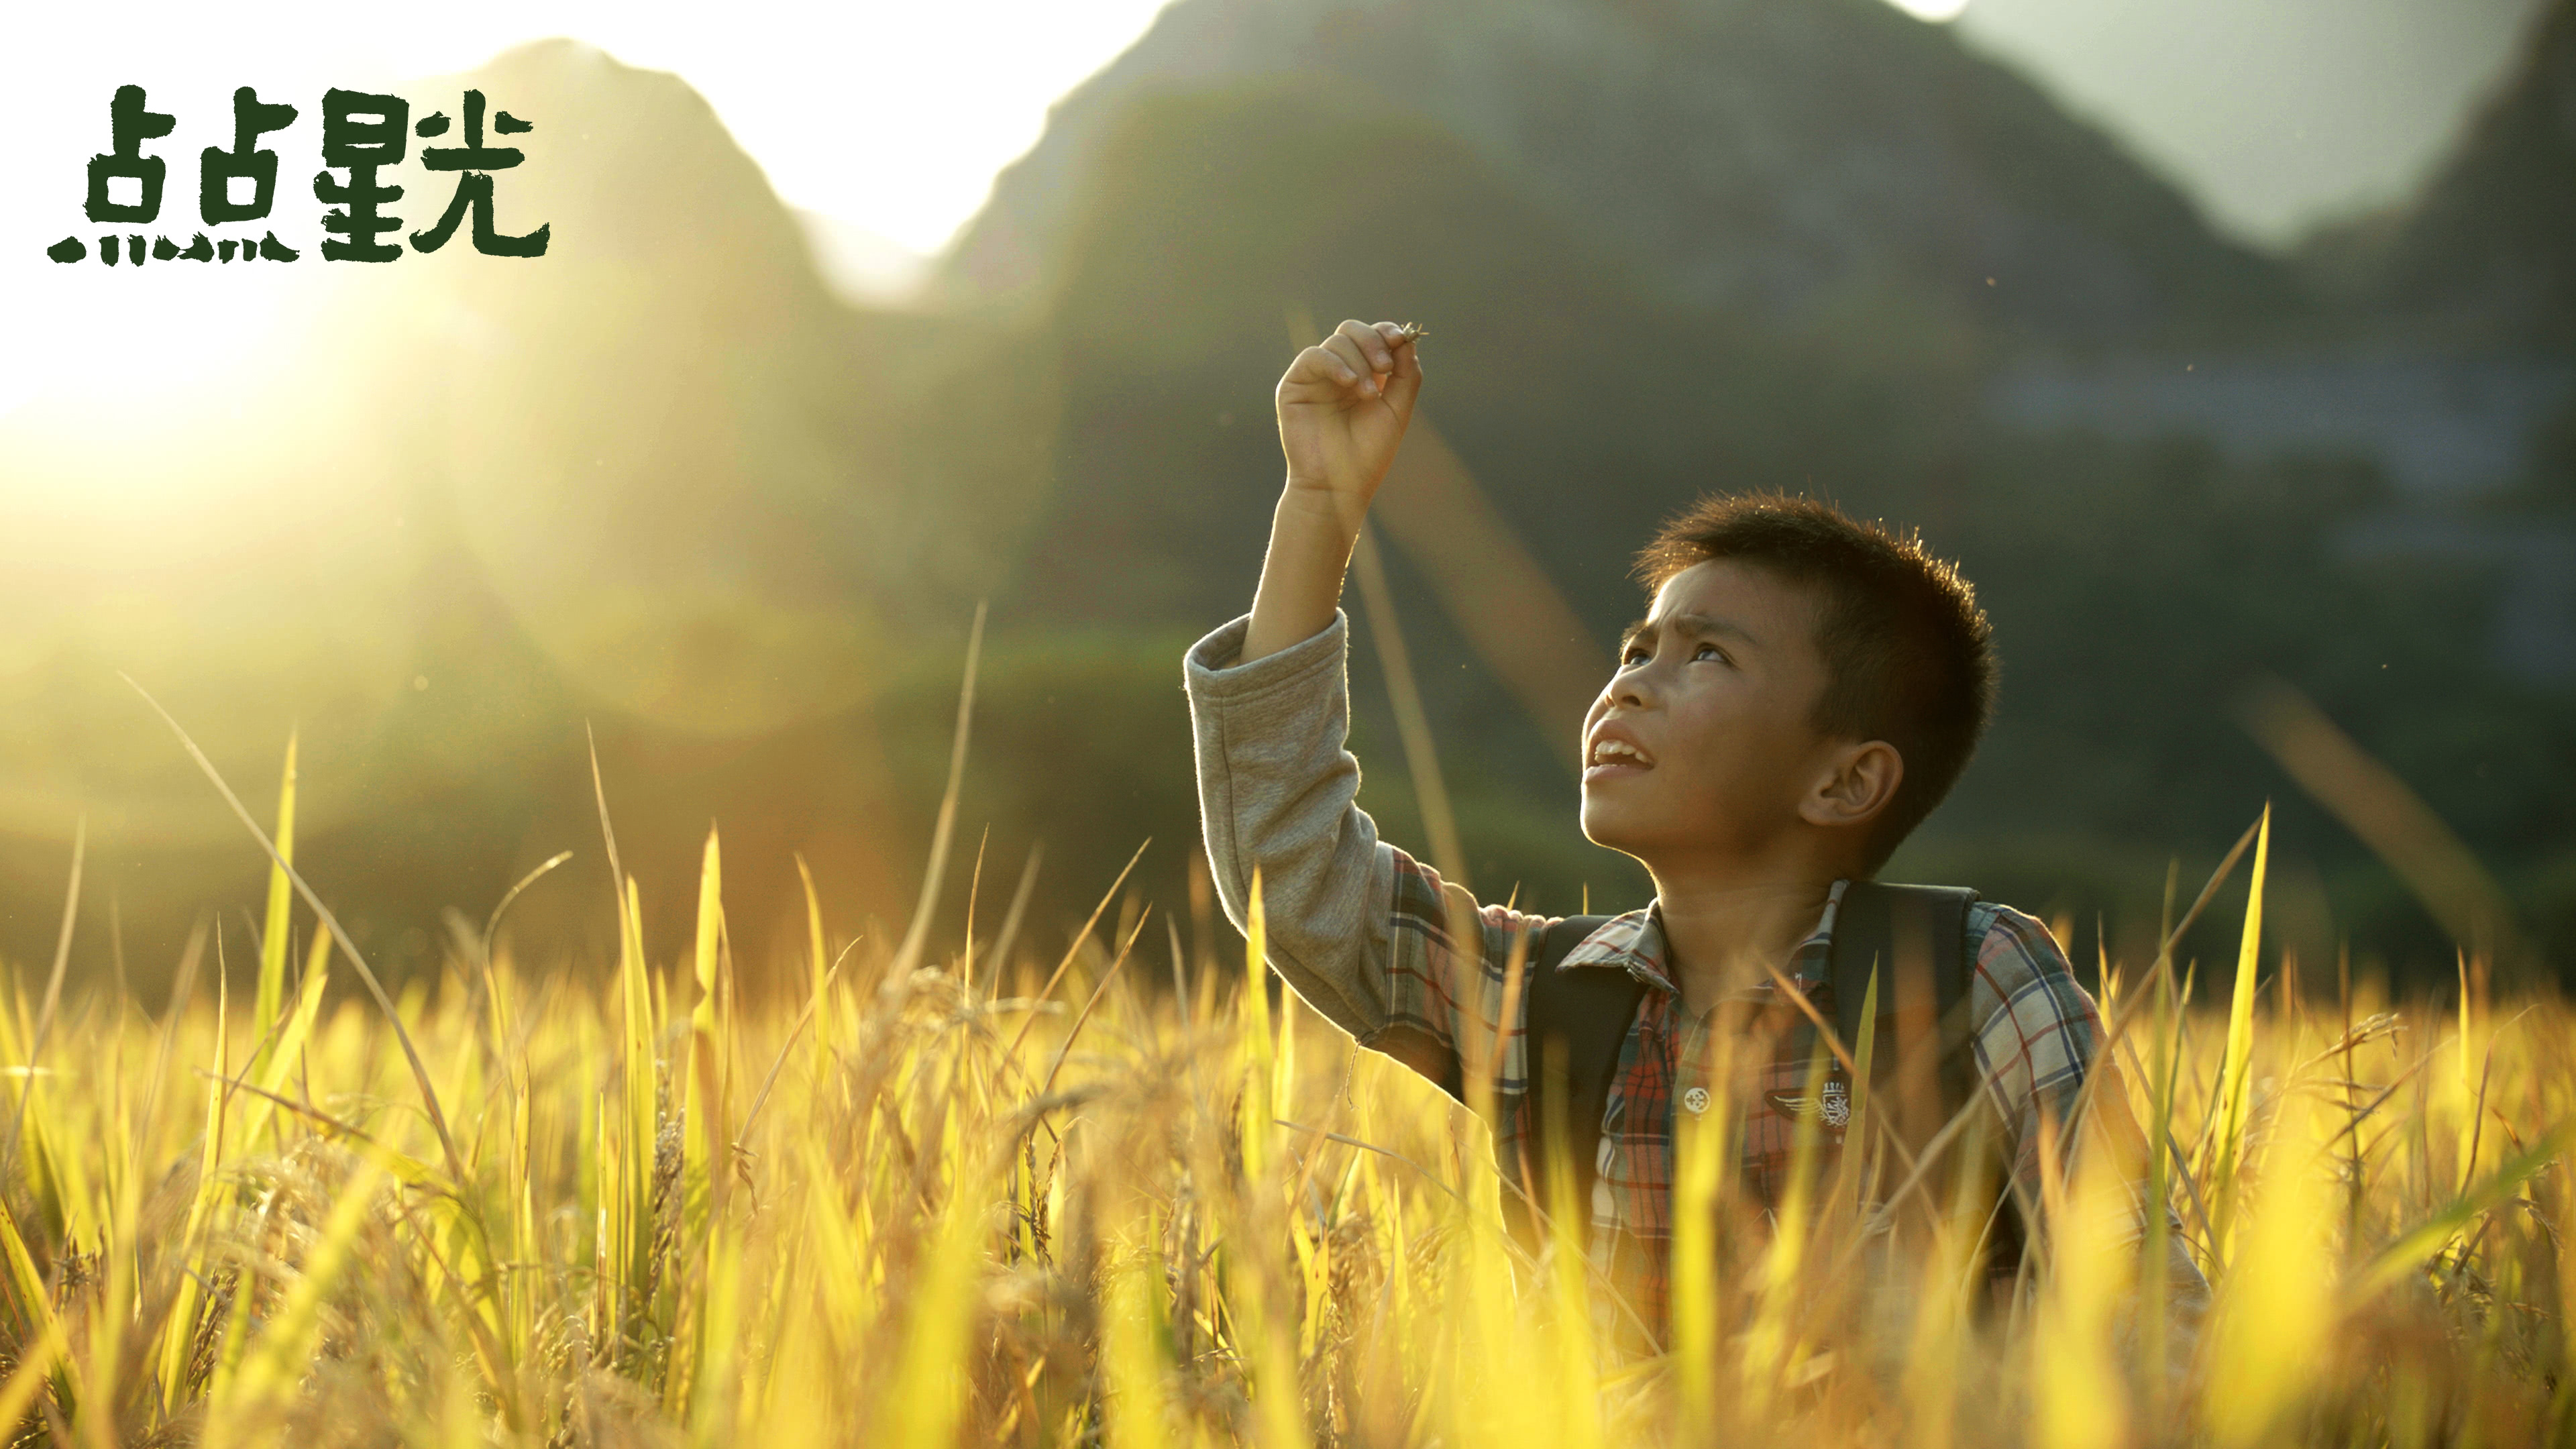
[1433, 881, 2015, 1268]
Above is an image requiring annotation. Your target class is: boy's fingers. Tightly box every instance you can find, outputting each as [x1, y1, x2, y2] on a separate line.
[1335, 317, 1395, 374]
[1384, 351, 1423, 413]
[1289, 343, 1363, 392]
[1319, 333, 1381, 395]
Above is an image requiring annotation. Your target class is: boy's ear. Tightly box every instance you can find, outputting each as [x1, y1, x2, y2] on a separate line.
[1800, 739, 1902, 833]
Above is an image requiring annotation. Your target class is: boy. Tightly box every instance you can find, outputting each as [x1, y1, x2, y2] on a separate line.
[1184, 319, 2205, 1350]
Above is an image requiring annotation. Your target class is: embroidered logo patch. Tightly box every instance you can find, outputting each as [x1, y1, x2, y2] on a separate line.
[1766, 1077, 1851, 1130]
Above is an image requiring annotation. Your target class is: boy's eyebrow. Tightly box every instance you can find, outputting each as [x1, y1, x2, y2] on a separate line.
[1620, 611, 1756, 651]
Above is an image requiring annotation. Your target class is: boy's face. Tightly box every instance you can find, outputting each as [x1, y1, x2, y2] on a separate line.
[1578, 558, 1860, 870]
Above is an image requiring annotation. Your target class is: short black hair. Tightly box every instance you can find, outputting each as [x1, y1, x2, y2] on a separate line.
[1633, 492, 1996, 873]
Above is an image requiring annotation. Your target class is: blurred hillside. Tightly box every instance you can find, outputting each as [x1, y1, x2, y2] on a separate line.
[3, 2, 2571, 995]
[947, 0, 2299, 344]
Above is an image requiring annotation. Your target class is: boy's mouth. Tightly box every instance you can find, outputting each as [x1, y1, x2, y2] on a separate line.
[1583, 730, 1654, 782]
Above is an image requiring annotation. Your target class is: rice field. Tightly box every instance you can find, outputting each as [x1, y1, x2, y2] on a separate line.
[1, 724, 2569, 1449]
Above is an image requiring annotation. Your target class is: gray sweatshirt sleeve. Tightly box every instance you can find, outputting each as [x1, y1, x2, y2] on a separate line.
[1183, 610, 1403, 1043]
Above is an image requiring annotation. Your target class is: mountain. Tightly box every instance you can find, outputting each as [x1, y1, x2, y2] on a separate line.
[945, 0, 2299, 346]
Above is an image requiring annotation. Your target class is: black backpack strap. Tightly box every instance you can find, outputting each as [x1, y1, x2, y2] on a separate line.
[1829, 883, 1974, 1065]
[1505, 915, 1642, 1242]
[1826, 881, 1978, 1150]
[1828, 881, 2025, 1279]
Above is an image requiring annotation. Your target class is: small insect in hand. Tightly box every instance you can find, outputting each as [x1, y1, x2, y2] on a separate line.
[1395, 321, 1430, 343]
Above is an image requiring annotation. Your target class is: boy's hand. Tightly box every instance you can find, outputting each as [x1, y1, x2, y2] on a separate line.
[1277, 319, 1424, 522]
[1241, 319, 1424, 664]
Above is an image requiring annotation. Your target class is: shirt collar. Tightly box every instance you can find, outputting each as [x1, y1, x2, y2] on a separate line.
[1556, 878, 1851, 998]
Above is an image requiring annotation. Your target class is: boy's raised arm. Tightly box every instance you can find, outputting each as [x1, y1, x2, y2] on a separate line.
[1187, 319, 1508, 1059]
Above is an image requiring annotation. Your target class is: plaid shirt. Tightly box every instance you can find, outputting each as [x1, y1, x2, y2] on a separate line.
[1376, 853, 2111, 1336]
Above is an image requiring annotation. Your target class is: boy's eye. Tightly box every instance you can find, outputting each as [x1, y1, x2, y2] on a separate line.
[1694, 643, 1724, 662]
[1621, 645, 1650, 665]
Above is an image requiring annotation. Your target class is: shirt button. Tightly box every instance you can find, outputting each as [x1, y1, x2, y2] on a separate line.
[1681, 1086, 1711, 1116]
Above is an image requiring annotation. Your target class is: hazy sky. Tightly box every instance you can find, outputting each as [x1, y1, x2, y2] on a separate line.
[0, 0, 2551, 419]
[1957, 0, 2551, 243]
